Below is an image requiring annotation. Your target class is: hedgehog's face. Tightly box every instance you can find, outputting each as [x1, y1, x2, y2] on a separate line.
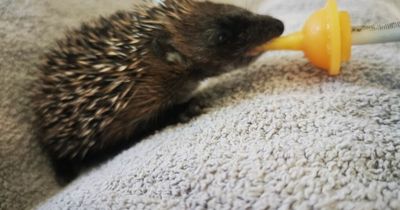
[168, 1, 284, 71]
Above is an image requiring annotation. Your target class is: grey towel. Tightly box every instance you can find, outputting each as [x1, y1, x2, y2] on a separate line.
[1, 0, 399, 210]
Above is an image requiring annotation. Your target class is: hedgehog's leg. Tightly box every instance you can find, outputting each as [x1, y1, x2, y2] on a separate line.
[50, 158, 81, 186]
[163, 93, 209, 123]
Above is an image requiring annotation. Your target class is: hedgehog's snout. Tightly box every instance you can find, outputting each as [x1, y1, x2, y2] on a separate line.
[271, 18, 284, 36]
[257, 15, 285, 40]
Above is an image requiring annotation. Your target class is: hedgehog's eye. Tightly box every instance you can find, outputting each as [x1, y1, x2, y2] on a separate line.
[215, 30, 231, 45]
[217, 32, 227, 42]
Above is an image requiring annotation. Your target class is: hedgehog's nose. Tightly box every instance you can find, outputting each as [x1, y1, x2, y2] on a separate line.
[274, 19, 284, 35]
[268, 18, 284, 36]
[259, 15, 285, 36]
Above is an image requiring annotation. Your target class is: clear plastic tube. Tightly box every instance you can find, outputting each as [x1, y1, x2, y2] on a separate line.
[351, 22, 400, 45]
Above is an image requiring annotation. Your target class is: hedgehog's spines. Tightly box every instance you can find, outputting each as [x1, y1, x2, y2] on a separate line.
[34, 0, 202, 161]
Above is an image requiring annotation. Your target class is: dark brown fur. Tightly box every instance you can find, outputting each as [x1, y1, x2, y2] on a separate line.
[32, 0, 283, 179]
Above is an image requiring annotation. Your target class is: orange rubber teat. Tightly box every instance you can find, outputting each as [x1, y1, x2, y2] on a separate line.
[258, 0, 352, 75]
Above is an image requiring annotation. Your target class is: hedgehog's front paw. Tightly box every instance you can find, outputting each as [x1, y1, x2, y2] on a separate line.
[178, 103, 202, 123]
[177, 95, 210, 123]
[162, 93, 209, 125]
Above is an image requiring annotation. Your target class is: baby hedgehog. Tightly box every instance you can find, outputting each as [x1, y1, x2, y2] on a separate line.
[33, 0, 284, 162]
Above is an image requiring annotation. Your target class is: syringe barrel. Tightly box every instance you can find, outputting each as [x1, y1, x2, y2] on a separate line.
[352, 22, 400, 45]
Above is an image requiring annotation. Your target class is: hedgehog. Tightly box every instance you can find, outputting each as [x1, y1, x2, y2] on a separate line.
[32, 0, 284, 174]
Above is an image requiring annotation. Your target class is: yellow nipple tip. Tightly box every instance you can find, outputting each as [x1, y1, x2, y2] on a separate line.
[259, 0, 352, 76]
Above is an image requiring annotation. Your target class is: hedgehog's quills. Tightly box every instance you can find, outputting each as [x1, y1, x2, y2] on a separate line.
[32, 0, 283, 178]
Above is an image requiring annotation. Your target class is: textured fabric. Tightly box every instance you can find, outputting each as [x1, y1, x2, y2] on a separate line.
[0, 1, 134, 210]
[1, 0, 399, 210]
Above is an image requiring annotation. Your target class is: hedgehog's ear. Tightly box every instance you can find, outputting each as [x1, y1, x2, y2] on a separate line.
[151, 37, 171, 58]
[151, 37, 188, 66]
